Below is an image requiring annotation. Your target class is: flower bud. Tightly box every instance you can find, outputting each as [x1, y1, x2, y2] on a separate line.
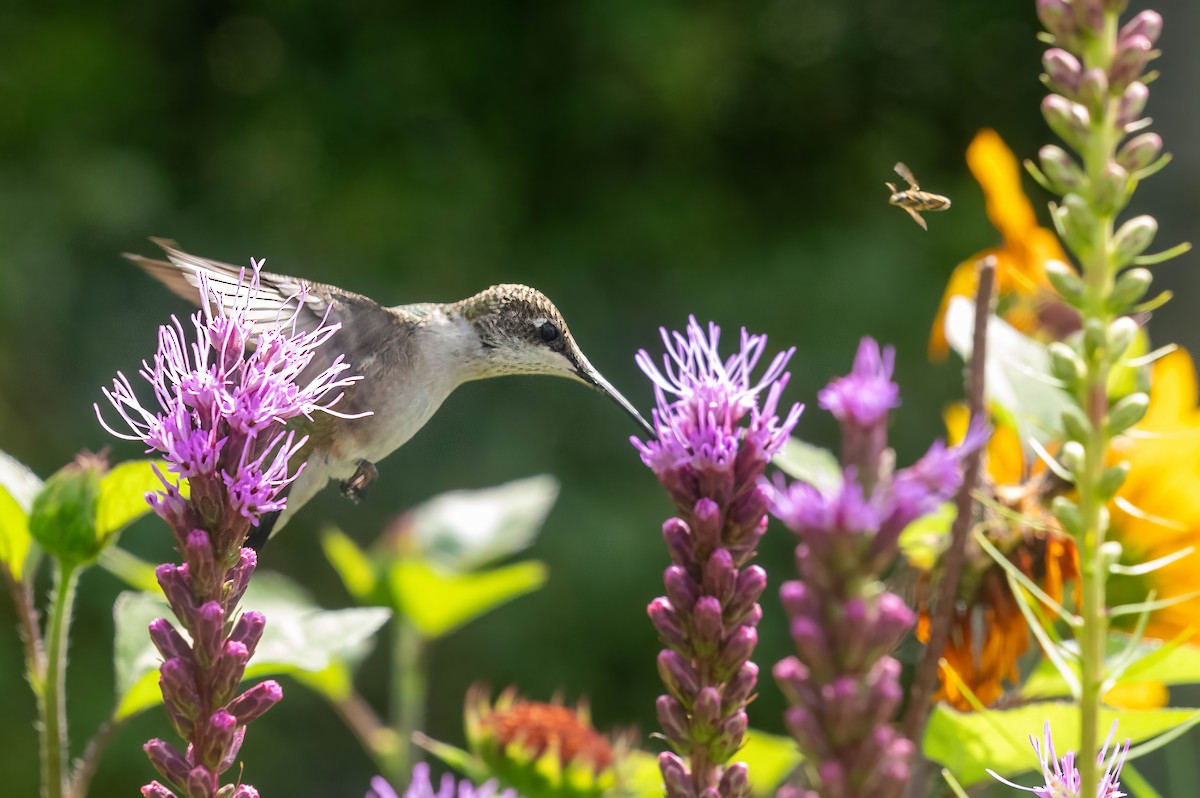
[191, 601, 225, 668]
[197, 710, 238, 772]
[718, 762, 750, 798]
[662, 519, 697, 571]
[1119, 11, 1162, 48]
[1037, 0, 1077, 43]
[140, 782, 177, 798]
[725, 565, 766, 625]
[157, 564, 197, 628]
[1042, 49, 1081, 95]
[1042, 95, 1090, 151]
[1061, 441, 1085, 477]
[658, 650, 700, 701]
[1044, 259, 1083, 304]
[1083, 317, 1108, 360]
[1116, 82, 1149, 129]
[211, 641, 251, 707]
[149, 618, 192, 663]
[1114, 215, 1158, 266]
[225, 680, 283, 726]
[714, 626, 757, 682]
[28, 454, 105, 565]
[186, 766, 216, 798]
[659, 753, 694, 798]
[656, 695, 691, 746]
[701, 548, 736, 603]
[144, 738, 190, 789]
[1048, 342, 1085, 390]
[1109, 35, 1153, 92]
[1077, 68, 1108, 115]
[1107, 392, 1150, 436]
[1093, 162, 1130, 215]
[1057, 194, 1096, 255]
[710, 710, 748, 762]
[1117, 133, 1163, 173]
[225, 785, 259, 798]
[228, 611, 266, 657]
[1106, 316, 1140, 361]
[722, 662, 758, 714]
[1072, 0, 1103, 33]
[691, 686, 722, 736]
[1097, 462, 1130, 500]
[691, 596, 725, 655]
[1052, 496, 1084, 537]
[218, 726, 247, 774]
[1061, 405, 1092, 443]
[691, 498, 722, 555]
[222, 547, 257, 612]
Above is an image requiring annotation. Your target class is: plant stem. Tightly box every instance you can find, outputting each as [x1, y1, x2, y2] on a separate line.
[329, 689, 402, 777]
[3, 567, 46, 692]
[41, 561, 79, 798]
[1074, 10, 1121, 796]
[68, 718, 122, 798]
[389, 616, 426, 784]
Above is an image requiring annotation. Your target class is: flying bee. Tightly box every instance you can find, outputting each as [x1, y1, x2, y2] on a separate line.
[885, 162, 951, 230]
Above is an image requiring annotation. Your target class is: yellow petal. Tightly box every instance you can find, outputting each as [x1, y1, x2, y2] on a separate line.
[1104, 681, 1168, 710]
[967, 129, 1038, 244]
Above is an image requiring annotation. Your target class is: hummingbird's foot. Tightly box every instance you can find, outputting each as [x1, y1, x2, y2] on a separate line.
[340, 459, 378, 503]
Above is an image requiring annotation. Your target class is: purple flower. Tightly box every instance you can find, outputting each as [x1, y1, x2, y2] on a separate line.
[633, 317, 801, 798]
[99, 259, 359, 797]
[366, 764, 516, 798]
[770, 339, 982, 798]
[988, 721, 1128, 797]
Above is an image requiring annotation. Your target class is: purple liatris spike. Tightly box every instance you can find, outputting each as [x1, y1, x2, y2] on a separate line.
[988, 720, 1128, 797]
[99, 259, 361, 796]
[633, 316, 802, 798]
[771, 337, 982, 798]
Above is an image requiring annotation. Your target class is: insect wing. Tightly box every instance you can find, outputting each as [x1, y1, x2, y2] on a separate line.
[894, 161, 920, 189]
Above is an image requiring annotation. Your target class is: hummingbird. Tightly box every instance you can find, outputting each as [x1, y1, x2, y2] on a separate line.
[126, 239, 653, 551]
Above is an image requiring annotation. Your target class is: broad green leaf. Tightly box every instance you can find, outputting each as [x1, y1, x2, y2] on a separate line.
[0, 449, 43, 511]
[944, 298, 1074, 451]
[621, 751, 663, 798]
[772, 438, 841, 493]
[739, 729, 804, 794]
[96, 460, 169, 538]
[98, 546, 161, 593]
[1023, 634, 1200, 700]
[112, 571, 390, 720]
[390, 558, 547, 639]
[898, 502, 955, 571]
[409, 476, 559, 571]
[321, 526, 378, 601]
[0, 486, 31, 580]
[925, 701, 1198, 786]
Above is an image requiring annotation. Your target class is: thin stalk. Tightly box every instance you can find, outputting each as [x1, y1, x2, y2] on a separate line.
[3, 567, 46, 692]
[389, 616, 426, 784]
[41, 561, 80, 798]
[68, 718, 122, 798]
[328, 689, 401, 777]
[1074, 10, 1121, 796]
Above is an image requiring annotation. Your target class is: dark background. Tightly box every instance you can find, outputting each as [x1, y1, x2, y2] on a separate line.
[2, 1, 1198, 794]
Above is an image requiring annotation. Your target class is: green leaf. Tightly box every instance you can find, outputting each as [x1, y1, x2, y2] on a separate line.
[925, 701, 1198, 786]
[772, 438, 842, 493]
[95, 460, 170, 539]
[112, 571, 390, 720]
[1023, 633, 1200, 700]
[739, 728, 803, 794]
[321, 526, 378, 601]
[0, 486, 31, 580]
[620, 751, 664, 798]
[408, 475, 559, 571]
[0, 449, 43, 511]
[944, 298, 1075, 451]
[898, 502, 955, 571]
[389, 558, 547, 639]
[97, 546, 161, 593]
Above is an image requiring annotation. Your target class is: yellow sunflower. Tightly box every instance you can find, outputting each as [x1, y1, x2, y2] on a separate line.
[929, 129, 1069, 360]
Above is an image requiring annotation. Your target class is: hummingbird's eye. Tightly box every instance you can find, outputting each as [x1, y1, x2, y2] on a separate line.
[538, 321, 560, 343]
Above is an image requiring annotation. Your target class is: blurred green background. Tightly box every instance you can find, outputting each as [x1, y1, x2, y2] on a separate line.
[2, 0, 1199, 794]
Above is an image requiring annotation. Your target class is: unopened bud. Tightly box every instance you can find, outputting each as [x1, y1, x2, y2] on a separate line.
[1117, 133, 1164, 173]
[1061, 405, 1092, 443]
[1043, 95, 1090, 150]
[1097, 462, 1130, 500]
[1044, 259, 1083, 304]
[1116, 82, 1149, 130]
[1061, 441, 1085, 477]
[1119, 11, 1162, 48]
[1107, 392, 1150, 436]
[1113, 215, 1158, 267]
[1094, 162, 1130, 215]
[1049, 342, 1085, 386]
[1039, 146, 1085, 195]
[1037, 0, 1077, 43]
[1083, 317, 1107, 360]
[1072, 0, 1103, 33]
[1042, 49, 1082, 95]
[1109, 35, 1153, 92]
[1077, 68, 1108, 115]
[1057, 194, 1096, 255]
[1108, 269, 1152, 313]
[1052, 496, 1084, 537]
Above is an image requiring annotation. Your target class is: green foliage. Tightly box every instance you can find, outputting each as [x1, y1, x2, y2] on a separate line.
[772, 438, 841, 493]
[112, 571, 390, 720]
[1022, 633, 1200, 700]
[925, 701, 1199, 787]
[389, 558, 548, 639]
[95, 460, 174, 541]
[0, 450, 42, 580]
[28, 457, 103, 566]
[897, 501, 956, 572]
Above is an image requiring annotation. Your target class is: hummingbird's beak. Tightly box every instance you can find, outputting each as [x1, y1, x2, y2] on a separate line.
[574, 360, 656, 438]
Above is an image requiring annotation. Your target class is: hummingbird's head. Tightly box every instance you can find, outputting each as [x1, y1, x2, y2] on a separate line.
[456, 284, 654, 436]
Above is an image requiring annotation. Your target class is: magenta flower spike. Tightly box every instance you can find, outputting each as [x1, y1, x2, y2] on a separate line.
[99, 260, 361, 797]
[771, 337, 982, 798]
[633, 316, 802, 798]
[988, 720, 1129, 798]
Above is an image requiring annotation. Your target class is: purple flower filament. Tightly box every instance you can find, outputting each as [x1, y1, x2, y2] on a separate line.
[634, 317, 802, 798]
[98, 260, 362, 797]
[771, 337, 982, 798]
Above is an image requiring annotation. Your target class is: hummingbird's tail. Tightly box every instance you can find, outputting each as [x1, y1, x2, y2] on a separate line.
[245, 512, 280, 553]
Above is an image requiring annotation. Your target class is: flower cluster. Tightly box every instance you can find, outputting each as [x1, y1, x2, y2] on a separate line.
[989, 720, 1128, 797]
[633, 317, 802, 798]
[771, 338, 982, 798]
[99, 261, 360, 797]
[366, 764, 515, 798]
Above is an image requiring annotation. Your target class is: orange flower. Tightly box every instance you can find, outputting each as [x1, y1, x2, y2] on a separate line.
[929, 130, 1069, 360]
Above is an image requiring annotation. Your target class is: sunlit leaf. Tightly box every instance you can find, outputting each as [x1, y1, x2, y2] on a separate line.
[620, 751, 663, 798]
[945, 298, 1074, 451]
[96, 460, 169, 538]
[0, 486, 31, 580]
[772, 439, 842, 493]
[1023, 634, 1200, 700]
[925, 701, 1198, 786]
[409, 475, 559, 571]
[97, 546, 161, 593]
[0, 449, 43, 511]
[321, 526, 378, 601]
[112, 571, 390, 720]
[739, 728, 803, 794]
[390, 558, 547, 639]
[898, 502, 955, 571]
